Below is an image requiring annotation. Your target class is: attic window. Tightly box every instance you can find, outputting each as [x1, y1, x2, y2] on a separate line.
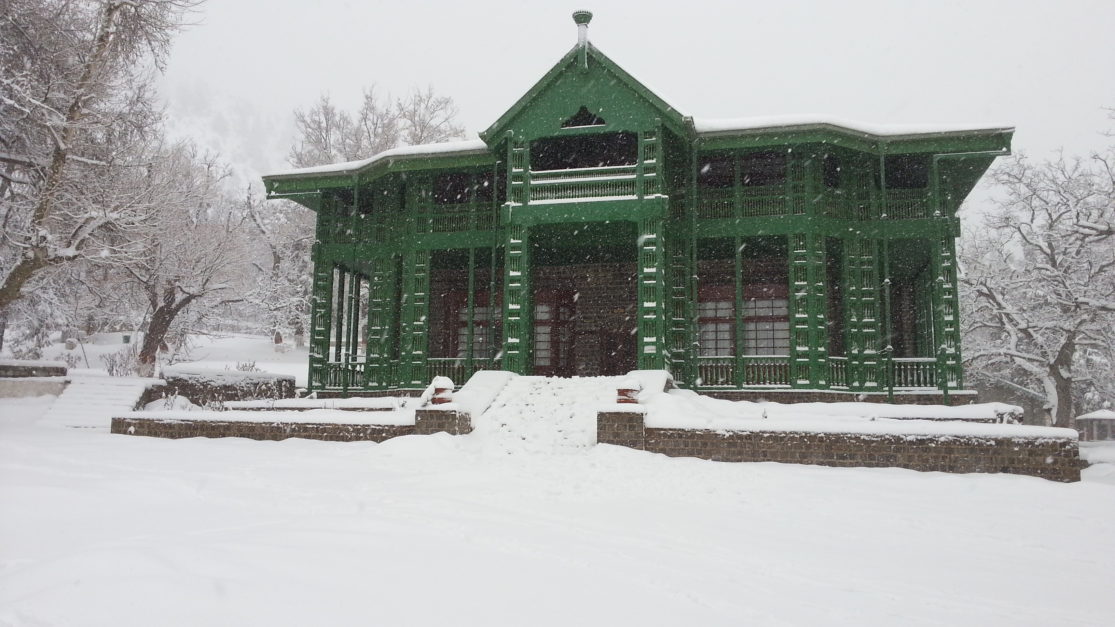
[561, 106, 606, 128]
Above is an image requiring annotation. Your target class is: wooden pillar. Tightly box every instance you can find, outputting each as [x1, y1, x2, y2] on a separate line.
[845, 236, 882, 390]
[399, 249, 430, 387]
[637, 218, 667, 370]
[333, 266, 346, 364]
[465, 247, 477, 372]
[365, 257, 396, 389]
[502, 224, 531, 374]
[789, 232, 828, 387]
[932, 233, 963, 394]
[307, 251, 334, 392]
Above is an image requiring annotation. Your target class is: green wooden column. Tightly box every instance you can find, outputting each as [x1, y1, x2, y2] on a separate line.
[307, 249, 334, 392]
[637, 218, 667, 370]
[637, 126, 660, 197]
[502, 223, 531, 374]
[932, 233, 963, 394]
[665, 224, 693, 381]
[365, 257, 396, 389]
[789, 232, 828, 387]
[844, 236, 882, 390]
[398, 249, 430, 387]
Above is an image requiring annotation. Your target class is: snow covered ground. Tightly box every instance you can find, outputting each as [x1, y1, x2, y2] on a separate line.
[24, 333, 310, 387]
[2, 390, 1114, 626]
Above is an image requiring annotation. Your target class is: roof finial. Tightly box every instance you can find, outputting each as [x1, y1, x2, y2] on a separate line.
[573, 10, 593, 47]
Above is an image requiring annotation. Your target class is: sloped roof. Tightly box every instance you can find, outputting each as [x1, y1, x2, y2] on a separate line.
[265, 139, 488, 180]
[479, 42, 688, 142]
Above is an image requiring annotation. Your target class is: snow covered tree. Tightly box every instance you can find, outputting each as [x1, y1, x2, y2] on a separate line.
[97, 143, 248, 376]
[243, 192, 314, 347]
[0, 0, 200, 313]
[288, 85, 463, 168]
[961, 148, 1115, 429]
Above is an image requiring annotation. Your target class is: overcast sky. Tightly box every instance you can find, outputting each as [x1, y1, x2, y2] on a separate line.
[158, 0, 1115, 191]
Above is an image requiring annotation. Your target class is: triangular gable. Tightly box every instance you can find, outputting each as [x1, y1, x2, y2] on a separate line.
[480, 44, 687, 143]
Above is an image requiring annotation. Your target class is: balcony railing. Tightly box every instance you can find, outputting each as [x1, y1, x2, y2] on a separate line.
[321, 360, 365, 390]
[696, 355, 791, 388]
[426, 357, 496, 387]
[879, 189, 933, 219]
[695, 187, 789, 219]
[424, 202, 498, 233]
[528, 165, 639, 202]
[889, 357, 937, 388]
[828, 356, 849, 388]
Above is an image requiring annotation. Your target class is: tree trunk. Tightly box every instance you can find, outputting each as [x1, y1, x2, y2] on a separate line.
[0, 252, 50, 312]
[1049, 339, 1076, 430]
[136, 289, 195, 378]
[137, 306, 174, 378]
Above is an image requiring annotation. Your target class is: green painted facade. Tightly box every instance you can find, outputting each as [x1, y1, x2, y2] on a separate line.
[263, 22, 1011, 396]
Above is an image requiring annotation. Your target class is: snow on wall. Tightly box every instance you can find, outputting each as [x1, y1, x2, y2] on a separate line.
[642, 389, 1073, 440]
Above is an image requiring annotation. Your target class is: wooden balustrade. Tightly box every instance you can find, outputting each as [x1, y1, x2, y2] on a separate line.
[890, 357, 937, 388]
[697, 356, 791, 387]
[322, 361, 365, 389]
[528, 164, 639, 202]
[828, 356, 849, 388]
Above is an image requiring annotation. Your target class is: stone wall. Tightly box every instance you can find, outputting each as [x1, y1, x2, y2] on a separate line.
[162, 371, 296, 406]
[0, 362, 67, 378]
[112, 417, 412, 442]
[414, 408, 472, 435]
[598, 411, 1080, 482]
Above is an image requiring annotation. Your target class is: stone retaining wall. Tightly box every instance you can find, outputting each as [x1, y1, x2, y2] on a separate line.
[162, 371, 296, 406]
[598, 412, 1080, 482]
[111, 417, 412, 442]
[0, 362, 67, 378]
[414, 408, 472, 435]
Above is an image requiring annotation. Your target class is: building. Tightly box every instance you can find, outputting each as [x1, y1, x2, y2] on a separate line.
[262, 12, 1012, 401]
[1077, 410, 1115, 441]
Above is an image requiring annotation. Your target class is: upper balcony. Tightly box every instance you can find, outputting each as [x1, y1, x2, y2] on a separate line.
[508, 129, 662, 212]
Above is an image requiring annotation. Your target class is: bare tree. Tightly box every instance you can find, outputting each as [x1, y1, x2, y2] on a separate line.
[0, 0, 200, 312]
[396, 85, 464, 146]
[288, 84, 463, 168]
[961, 148, 1115, 428]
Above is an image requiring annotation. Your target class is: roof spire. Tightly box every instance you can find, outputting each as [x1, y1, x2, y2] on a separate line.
[573, 11, 592, 69]
[573, 10, 592, 46]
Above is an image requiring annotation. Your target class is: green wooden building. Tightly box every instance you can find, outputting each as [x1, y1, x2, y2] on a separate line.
[263, 12, 1012, 400]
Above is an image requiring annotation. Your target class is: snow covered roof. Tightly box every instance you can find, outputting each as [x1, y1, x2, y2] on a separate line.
[263, 139, 490, 179]
[1077, 410, 1115, 421]
[692, 115, 1013, 139]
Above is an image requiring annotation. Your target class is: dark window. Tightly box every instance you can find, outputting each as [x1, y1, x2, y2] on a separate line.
[884, 155, 930, 189]
[434, 172, 472, 204]
[823, 154, 841, 189]
[473, 172, 494, 203]
[433, 172, 497, 205]
[530, 131, 638, 170]
[561, 105, 606, 128]
[698, 156, 733, 189]
[740, 151, 786, 187]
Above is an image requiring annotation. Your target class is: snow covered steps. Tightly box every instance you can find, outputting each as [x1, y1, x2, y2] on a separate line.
[41, 371, 163, 429]
[470, 376, 623, 453]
